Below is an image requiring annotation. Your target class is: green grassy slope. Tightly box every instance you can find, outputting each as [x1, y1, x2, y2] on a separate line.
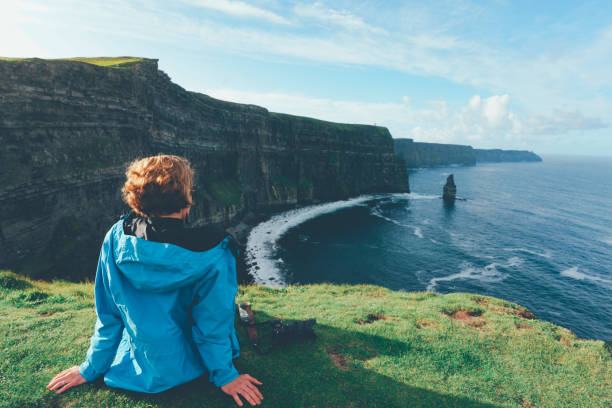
[0, 57, 144, 67]
[1, 271, 610, 408]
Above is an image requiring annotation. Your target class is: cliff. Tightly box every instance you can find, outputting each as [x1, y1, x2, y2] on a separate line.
[474, 148, 542, 163]
[0, 58, 408, 280]
[2, 271, 610, 408]
[393, 138, 542, 168]
[394, 139, 476, 167]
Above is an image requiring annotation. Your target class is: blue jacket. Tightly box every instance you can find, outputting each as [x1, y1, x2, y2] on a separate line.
[78, 219, 240, 393]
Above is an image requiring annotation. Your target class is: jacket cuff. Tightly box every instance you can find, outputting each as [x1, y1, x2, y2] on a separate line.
[213, 366, 239, 388]
[78, 361, 98, 382]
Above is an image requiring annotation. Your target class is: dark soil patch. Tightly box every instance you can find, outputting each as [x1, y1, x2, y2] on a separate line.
[325, 347, 348, 370]
[514, 308, 536, 320]
[355, 313, 387, 325]
[415, 320, 432, 329]
[467, 319, 486, 328]
[490, 305, 536, 320]
[516, 323, 532, 330]
[444, 309, 486, 328]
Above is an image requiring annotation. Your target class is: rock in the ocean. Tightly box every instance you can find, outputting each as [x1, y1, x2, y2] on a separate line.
[443, 174, 456, 202]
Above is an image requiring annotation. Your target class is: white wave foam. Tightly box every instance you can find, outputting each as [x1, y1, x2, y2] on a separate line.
[369, 206, 424, 239]
[427, 262, 506, 292]
[426, 256, 523, 291]
[246, 194, 383, 286]
[503, 247, 552, 259]
[390, 192, 439, 201]
[413, 227, 424, 239]
[246, 192, 439, 286]
[601, 236, 612, 246]
[506, 256, 524, 268]
[560, 267, 612, 287]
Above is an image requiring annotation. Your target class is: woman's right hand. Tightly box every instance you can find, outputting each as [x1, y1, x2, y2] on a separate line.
[220, 374, 263, 406]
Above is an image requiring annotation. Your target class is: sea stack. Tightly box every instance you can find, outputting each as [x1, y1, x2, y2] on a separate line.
[443, 174, 457, 202]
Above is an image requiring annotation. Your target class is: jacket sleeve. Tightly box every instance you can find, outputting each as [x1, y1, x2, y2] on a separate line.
[191, 240, 240, 387]
[78, 234, 124, 382]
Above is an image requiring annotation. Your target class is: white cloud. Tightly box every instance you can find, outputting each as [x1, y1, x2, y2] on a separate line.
[293, 2, 387, 34]
[9, 0, 612, 118]
[526, 109, 608, 135]
[178, 0, 290, 25]
[3, 0, 611, 153]
[460, 94, 516, 133]
[205, 89, 607, 149]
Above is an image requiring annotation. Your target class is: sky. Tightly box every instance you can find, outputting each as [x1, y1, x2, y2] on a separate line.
[2, 0, 611, 156]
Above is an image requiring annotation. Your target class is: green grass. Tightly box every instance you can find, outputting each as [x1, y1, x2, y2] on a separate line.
[0, 56, 145, 67]
[0, 271, 610, 407]
[197, 177, 243, 208]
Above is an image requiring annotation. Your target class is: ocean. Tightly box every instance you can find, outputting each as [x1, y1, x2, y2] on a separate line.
[246, 156, 612, 340]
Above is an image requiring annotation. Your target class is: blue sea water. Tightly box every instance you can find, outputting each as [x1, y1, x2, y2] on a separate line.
[246, 156, 612, 340]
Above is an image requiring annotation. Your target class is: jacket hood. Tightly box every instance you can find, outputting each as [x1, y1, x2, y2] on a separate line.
[111, 221, 229, 293]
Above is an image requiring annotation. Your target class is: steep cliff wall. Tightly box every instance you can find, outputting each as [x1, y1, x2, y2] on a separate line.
[394, 138, 542, 168]
[474, 149, 542, 162]
[394, 138, 476, 168]
[0, 58, 408, 280]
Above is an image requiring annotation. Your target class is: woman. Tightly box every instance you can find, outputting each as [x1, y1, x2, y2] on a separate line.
[46, 155, 263, 406]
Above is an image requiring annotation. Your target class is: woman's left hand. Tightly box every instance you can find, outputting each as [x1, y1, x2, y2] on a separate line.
[46, 366, 87, 394]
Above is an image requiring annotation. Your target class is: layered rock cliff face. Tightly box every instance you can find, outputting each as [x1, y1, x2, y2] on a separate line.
[394, 139, 476, 167]
[474, 149, 542, 163]
[0, 58, 408, 280]
[394, 138, 542, 168]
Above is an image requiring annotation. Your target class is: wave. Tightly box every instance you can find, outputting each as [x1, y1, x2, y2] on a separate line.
[413, 227, 424, 239]
[560, 267, 612, 287]
[369, 205, 425, 239]
[601, 236, 612, 246]
[390, 193, 439, 201]
[245, 192, 439, 286]
[426, 257, 523, 292]
[506, 256, 524, 267]
[503, 247, 553, 259]
[426, 262, 505, 292]
[246, 194, 399, 286]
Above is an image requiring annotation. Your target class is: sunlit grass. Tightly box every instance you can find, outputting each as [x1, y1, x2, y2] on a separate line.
[0, 56, 145, 67]
[1, 271, 610, 407]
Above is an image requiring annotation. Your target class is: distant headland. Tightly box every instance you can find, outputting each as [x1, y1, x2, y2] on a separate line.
[394, 138, 542, 168]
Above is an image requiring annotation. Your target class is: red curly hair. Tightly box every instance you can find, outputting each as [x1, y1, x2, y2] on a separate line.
[121, 155, 194, 217]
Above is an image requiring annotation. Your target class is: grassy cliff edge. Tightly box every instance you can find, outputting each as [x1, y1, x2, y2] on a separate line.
[0, 56, 147, 67]
[0, 271, 610, 408]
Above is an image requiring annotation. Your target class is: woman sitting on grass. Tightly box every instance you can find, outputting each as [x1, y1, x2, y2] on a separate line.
[46, 155, 263, 406]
